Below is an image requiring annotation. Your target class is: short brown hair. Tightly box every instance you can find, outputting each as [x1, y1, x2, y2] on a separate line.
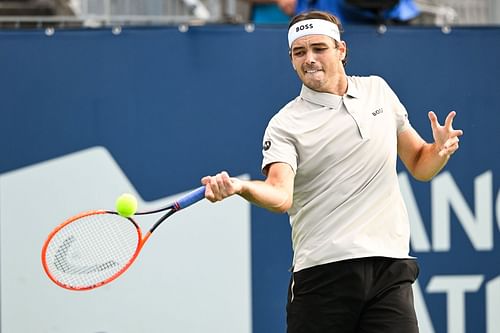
[288, 11, 347, 66]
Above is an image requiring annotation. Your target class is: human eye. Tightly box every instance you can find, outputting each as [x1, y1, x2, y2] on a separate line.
[313, 46, 328, 53]
[292, 49, 305, 57]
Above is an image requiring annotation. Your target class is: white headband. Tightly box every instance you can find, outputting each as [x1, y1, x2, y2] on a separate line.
[288, 19, 341, 48]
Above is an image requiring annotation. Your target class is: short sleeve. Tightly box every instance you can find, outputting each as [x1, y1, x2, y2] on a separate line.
[261, 118, 298, 176]
[378, 77, 412, 134]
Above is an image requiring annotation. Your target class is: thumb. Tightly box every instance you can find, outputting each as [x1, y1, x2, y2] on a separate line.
[201, 176, 211, 185]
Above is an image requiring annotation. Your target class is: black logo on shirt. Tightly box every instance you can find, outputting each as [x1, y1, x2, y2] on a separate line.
[263, 140, 271, 151]
[372, 108, 384, 116]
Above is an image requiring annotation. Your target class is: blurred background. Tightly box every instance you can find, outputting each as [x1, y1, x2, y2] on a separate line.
[0, 0, 499, 27]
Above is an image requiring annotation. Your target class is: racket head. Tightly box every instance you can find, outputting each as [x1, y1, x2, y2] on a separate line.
[41, 210, 143, 291]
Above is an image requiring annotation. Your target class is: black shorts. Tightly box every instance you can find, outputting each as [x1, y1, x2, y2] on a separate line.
[287, 257, 420, 333]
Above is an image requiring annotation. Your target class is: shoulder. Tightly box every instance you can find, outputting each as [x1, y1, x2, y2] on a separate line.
[347, 75, 398, 98]
[267, 96, 302, 127]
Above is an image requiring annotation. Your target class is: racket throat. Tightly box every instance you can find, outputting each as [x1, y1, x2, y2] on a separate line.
[149, 208, 177, 233]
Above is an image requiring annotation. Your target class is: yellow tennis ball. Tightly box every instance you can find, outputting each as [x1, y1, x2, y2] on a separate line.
[115, 193, 138, 217]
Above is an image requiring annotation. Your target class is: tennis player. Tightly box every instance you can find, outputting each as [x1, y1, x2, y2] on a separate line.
[202, 10, 463, 333]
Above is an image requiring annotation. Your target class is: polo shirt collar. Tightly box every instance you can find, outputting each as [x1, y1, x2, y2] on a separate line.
[300, 77, 360, 109]
[345, 77, 361, 99]
[300, 85, 342, 109]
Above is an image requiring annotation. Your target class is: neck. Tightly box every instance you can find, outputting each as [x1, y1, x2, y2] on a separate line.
[327, 74, 348, 96]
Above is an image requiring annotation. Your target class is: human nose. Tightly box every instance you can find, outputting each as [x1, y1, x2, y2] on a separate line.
[305, 50, 316, 64]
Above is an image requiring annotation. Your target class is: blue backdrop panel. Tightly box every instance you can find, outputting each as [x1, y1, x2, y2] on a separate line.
[1, 25, 499, 333]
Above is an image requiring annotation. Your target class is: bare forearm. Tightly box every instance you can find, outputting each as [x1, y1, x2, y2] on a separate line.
[410, 142, 450, 181]
[241, 162, 295, 212]
[398, 112, 462, 182]
[203, 164, 294, 213]
[239, 179, 292, 213]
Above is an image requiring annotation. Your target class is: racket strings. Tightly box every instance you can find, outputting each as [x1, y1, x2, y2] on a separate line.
[44, 213, 140, 289]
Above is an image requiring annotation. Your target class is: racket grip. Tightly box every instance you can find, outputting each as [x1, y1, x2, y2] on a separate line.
[175, 186, 206, 210]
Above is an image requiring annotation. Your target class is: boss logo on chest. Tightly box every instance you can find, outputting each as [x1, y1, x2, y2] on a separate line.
[296, 23, 314, 32]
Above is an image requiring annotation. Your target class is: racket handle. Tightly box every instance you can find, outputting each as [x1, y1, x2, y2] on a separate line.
[175, 186, 206, 210]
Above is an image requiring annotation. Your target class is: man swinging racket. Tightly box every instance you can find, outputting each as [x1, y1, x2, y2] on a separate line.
[202, 10, 463, 333]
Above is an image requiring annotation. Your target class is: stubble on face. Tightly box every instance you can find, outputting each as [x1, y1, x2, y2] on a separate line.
[291, 35, 346, 94]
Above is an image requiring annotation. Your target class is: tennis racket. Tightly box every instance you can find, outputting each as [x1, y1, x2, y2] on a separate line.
[41, 186, 206, 291]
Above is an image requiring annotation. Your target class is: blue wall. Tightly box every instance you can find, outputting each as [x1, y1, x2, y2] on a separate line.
[1, 25, 499, 332]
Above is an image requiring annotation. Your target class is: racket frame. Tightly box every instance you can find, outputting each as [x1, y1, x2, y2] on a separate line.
[41, 210, 144, 290]
[41, 186, 205, 291]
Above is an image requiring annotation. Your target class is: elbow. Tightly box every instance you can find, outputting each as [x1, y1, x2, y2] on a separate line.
[271, 205, 291, 214]
[270, 202, 292, 214]
[409, 169, 437, 182]
[269, 196, 293, 214]
[405, 159, 435, 182]
[413, 174, 434, 182]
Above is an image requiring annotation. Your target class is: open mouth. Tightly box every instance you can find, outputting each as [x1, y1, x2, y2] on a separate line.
[305, 69, 322, 74]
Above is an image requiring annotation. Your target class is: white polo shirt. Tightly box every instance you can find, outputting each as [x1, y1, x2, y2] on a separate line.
[262, 75, 413, 272]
